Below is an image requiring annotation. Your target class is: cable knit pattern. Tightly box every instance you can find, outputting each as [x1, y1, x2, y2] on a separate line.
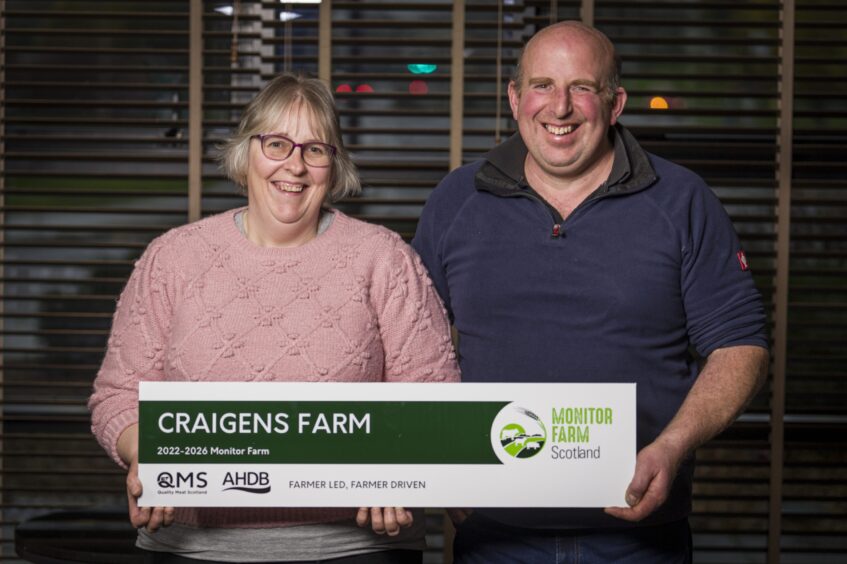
[89, 208, 459, 529]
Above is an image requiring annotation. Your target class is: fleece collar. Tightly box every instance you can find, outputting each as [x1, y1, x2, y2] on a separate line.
[474, 123, 658, 199]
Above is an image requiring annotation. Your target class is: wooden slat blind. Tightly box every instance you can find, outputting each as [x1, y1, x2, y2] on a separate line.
[782, 0, 847, 559]
[532, 3, 781, 561]
[1, 1, 193, 560]
[1, 1, 845, 562]
[330, 1, 456, 239]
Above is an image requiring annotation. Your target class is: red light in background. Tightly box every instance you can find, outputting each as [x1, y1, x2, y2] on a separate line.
[335, 84, 353, 93]
[409, 80, 428, 95]
[355, 84, 374, 93]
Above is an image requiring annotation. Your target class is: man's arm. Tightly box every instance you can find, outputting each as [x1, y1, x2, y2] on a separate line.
[605, 344, 769, 522]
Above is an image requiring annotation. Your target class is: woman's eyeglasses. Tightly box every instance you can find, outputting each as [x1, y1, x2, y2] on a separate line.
[253, 134, 336, 167]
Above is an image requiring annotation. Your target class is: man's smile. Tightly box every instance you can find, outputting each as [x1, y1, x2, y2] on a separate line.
[544, 123, 577, 136]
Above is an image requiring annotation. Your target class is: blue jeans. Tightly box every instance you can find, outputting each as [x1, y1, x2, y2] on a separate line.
[453, 513, 692, 564]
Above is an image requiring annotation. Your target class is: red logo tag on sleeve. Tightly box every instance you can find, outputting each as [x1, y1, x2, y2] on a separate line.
[737, 250, 750, 271]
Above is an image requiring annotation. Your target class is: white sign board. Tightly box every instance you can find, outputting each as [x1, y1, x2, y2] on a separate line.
[138, 382, 635, 508]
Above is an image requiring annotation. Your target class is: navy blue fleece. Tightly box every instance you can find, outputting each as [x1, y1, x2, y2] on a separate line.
[412, 128, 768, 529]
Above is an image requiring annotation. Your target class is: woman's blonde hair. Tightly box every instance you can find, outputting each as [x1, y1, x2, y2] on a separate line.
[219, 73, 360, 202]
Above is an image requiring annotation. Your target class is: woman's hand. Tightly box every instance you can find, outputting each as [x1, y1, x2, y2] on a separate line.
[126, 456, 174, 532]
[119, 424, 174, 532]
[356, 507, 413, 536]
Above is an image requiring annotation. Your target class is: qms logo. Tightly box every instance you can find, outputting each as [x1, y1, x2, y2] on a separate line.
[157, 471, 208, 489]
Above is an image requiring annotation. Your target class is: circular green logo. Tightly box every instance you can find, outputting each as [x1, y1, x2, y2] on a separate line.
[499, 408, 546, 459]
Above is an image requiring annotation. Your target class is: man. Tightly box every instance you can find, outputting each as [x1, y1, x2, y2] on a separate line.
[412, 21, 769, 563]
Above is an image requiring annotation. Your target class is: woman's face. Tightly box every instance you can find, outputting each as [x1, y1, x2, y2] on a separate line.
[245, 102, 331, 247]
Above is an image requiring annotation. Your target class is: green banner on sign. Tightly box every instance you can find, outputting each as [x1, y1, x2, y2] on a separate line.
[139, 401, 507, 464]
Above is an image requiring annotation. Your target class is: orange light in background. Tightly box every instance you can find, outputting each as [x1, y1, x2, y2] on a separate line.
[650, 96, 670, 110]
[355, 84, 374, 93]
[335, 84, 352, 93]
[409, 80, 428, 95]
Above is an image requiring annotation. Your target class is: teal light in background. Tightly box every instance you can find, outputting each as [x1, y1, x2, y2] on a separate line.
[407, 63, 437, 74]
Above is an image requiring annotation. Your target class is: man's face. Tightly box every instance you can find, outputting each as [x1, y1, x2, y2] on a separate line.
[508, 27, 626, 184]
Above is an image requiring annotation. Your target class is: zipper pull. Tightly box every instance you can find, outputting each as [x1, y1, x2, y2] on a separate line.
[551, 223, 562, 238]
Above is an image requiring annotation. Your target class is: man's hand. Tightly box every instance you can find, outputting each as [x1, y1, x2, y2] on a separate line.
[356, 507, 414, 536]
[604, 439, 682, 522]
[607, 345, 768, 522]
[447, 508, 473, 527]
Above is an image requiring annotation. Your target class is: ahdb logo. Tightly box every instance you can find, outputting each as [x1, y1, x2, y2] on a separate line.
[491, 405, 547, 461]
[222, 471, 271, 494]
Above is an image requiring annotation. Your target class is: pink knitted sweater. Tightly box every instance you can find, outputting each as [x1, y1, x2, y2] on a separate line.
[89, 208, 459, 528]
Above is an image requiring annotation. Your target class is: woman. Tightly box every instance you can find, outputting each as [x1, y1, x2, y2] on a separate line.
[89, 73, 460, 563]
